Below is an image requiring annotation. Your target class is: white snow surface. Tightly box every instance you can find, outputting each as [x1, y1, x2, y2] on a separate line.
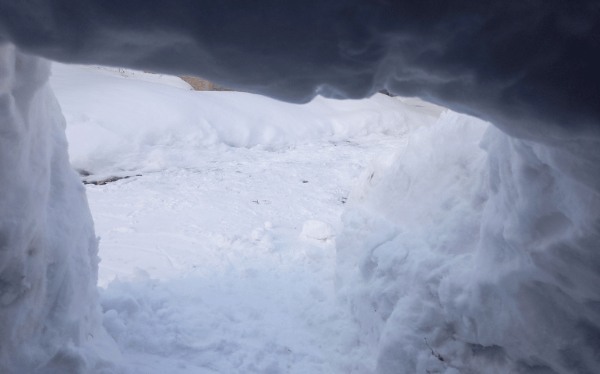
[3, 1, 599, 140]
[0, 46, 117, 373]
[51, 63, 430, 182]
[2, 50, 598, 374]
[338, 114, 600, 372]
[51, 63, 600, 374]
[50, 64, 446, 373]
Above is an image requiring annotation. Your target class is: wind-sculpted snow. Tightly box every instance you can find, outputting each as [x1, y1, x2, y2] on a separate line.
[0, 1, 599, 373]
[0, 1, 599, 140]
[0, 45, 117, 373]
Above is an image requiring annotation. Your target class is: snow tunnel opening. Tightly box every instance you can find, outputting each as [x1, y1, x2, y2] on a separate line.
[1, 1, 599, 373]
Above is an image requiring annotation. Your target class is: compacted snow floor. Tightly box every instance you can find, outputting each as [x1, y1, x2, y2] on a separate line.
[89, 140, 396, 374]
[50, 64, 442, 373]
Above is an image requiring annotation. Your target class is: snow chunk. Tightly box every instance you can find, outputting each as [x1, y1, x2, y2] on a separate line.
[300, 220, 335, 243]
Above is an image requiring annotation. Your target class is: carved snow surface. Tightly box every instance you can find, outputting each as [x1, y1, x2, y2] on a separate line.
[0, 45, 118, 373]
[339, 112, 600, 373]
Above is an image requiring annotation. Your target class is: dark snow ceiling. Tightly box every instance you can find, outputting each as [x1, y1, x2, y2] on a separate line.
[1, 2, 600, 373]
[1, 0, 599, 141]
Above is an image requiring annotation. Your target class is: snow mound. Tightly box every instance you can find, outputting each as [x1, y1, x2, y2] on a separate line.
[337, 109, 600, 373]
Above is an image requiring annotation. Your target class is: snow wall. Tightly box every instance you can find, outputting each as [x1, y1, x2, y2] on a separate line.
[0, 1, 599, 373]
[0, 45, 118, 373]
[339, 112, 600, 373]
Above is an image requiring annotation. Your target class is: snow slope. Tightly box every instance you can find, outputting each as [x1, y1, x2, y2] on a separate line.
[51, 64, 444, 373]
[51, 64, 433, 182]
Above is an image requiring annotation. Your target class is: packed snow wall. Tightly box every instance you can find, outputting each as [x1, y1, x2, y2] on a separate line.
[0, 1, 599, 373]
[338, 111, 600, 373]
[0, 44, 117, 373]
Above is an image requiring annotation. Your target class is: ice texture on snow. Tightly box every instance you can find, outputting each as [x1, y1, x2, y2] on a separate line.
[0, 44, 117, 373]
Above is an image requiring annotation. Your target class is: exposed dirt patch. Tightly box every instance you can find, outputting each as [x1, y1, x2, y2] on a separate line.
[179, 76, 231, 91]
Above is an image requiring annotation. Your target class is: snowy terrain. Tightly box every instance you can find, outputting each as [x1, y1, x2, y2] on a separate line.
[0, 0, 600, 374]
[2, 36, 597, 373]
[1, 2, 598, 372]
[0, 51, 592, 374]
[50, 64, 449, 373]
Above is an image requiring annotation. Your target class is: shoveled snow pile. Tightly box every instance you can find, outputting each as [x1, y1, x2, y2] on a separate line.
[338, 113, 600, 372]
[338, 111, 490, 372]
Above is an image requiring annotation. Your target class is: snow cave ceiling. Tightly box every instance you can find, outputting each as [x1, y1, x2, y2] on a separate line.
[0, 0, 598, 142]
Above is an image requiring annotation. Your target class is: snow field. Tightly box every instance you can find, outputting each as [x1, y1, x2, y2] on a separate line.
[51, 64, 444, 373]
[87, 141, 400, 373]
[51, 64, 428, 181]
[51, 62, 600, 374]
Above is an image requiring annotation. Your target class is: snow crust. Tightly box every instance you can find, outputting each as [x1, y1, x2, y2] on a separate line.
[0, 45, 118, 373]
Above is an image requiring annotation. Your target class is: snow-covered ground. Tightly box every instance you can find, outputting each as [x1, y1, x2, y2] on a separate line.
[45, 57, 600, 374]
[50, 59, 600, 374]
[50, 64, 445, 373]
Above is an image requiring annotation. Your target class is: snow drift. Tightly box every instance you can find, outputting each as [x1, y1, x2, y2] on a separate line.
[0, 1, 599, 373]
[50, 64, 418, 179]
